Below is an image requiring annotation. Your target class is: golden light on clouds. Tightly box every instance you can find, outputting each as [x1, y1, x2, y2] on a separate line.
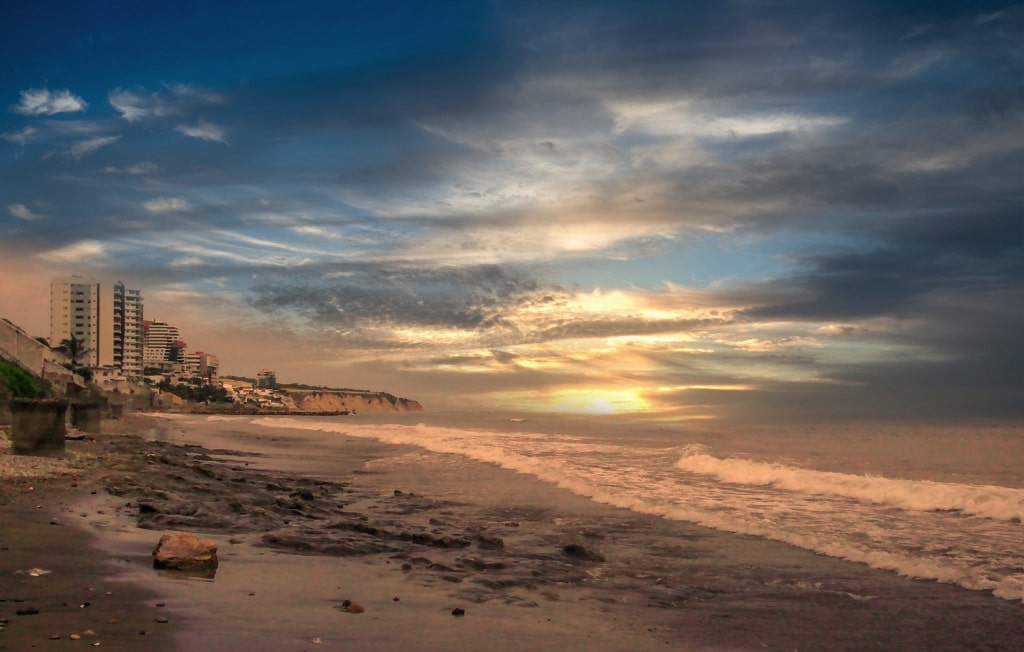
[490, 387, 654, 415]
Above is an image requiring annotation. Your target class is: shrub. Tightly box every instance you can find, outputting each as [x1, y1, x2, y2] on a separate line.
[0, 360, 42, 399]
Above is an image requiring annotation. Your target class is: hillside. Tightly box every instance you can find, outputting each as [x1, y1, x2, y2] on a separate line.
[284, 390, 424, 413]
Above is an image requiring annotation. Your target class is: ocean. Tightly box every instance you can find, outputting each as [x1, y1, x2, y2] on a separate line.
[224, 411, 1024, 603]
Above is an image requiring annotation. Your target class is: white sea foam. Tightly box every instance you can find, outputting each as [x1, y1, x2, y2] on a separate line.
[674, 450, 1024, 522]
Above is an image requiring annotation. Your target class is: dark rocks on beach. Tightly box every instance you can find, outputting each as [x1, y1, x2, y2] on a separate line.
[451, 607, 466, 617]
[152, 532, 219, 573]
[562, 543, 605, 562]
[477, 534, 504, 549]
[339, 599, 365, 614]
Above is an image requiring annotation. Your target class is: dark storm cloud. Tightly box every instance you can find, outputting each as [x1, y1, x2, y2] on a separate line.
[738, 207, 1023, 322]
[250, 265, 556, 332]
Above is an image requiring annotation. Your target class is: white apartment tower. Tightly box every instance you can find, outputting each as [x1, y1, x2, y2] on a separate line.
[143, 319, 183, 365]
[50, 276, 145, 378]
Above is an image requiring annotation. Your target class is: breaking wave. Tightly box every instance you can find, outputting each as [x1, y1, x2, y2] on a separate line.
[674, 449, 1024, 523]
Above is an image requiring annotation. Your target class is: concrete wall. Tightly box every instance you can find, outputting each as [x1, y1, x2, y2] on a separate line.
[1, 317, 85, 395]
[0, 318, 47, 375]
[70, 402, 102, 433]
[10, 399, 67, 456]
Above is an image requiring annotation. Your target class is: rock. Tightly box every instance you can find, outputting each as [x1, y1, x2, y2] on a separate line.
[451, 607, 466, 617]
[152, 532, 219, 573]
[562, 543, 605, 562]
[340, 599, 365, 614]
[477, 534, 504, 549]
[292, 488, 315, 502]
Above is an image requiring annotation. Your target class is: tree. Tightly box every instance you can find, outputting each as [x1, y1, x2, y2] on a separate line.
[58, 335, 90, 365]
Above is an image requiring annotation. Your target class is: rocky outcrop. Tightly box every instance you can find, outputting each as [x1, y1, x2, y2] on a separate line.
[285, 390, 424, 413]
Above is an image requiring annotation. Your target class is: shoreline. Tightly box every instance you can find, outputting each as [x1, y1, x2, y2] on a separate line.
[2, 414, 1023, 650]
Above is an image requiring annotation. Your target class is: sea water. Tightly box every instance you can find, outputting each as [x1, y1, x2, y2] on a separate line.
[232, 412, 1024, 602]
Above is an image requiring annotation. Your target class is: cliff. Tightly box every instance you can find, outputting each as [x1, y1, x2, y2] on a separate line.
[284, 390, 424, 413]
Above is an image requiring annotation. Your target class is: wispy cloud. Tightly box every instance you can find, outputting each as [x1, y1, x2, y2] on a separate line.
[109, 84, 226, 124]
[67, 135, 121, 160]
[143, 197, 191, 213]
[7, 203, 42, 220]
[37, 239, 106, 264]
[1, 126, 38, 145]
[175, 119, 227, 143]
[11, 88, 87, 115]
[108, 88, 156, 122]
[102, 161, 159, 175]
[165, 83, 227, 104]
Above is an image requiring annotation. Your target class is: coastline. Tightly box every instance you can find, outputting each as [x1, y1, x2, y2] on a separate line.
[2, 414, 1023, 650]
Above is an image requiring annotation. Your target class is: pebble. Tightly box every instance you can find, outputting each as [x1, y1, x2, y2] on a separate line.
[155, 616, 169, 623]
[70, 634, 82, 640]
[451, 608, 466, 617]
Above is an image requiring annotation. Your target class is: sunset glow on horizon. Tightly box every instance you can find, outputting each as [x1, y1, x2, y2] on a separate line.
[2, 1, 1021, 423]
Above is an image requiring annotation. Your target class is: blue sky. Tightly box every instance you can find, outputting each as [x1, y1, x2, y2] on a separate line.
[1, 1, 1021, 421]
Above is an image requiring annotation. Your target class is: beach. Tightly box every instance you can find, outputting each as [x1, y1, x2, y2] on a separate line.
[2, 413, 1023, 651]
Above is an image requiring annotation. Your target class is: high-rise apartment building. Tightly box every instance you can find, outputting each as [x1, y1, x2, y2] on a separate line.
[50, 276, 145, 378]
[143, 319, 184, 366]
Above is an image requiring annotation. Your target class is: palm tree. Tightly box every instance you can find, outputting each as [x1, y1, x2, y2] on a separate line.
[58, 335, 90, 366]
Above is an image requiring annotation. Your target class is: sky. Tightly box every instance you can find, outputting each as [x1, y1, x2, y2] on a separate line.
[1, 1, 1021, 422]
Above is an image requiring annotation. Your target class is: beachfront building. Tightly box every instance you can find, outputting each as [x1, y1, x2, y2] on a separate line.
[256, 368, 277, 389]
[198, 352, 219, 383]
[143, 319, 184, 366]
[50, 276, 145, 378]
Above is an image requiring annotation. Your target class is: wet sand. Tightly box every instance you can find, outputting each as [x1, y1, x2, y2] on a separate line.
[2, 414, 1023, 651]
[0, 466, 176, 651]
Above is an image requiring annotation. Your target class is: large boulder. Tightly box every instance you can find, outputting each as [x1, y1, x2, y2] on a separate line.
[152, 532, 219, 574]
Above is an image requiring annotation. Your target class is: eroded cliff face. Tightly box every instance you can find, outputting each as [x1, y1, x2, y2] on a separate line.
[285, 390, 424, 413]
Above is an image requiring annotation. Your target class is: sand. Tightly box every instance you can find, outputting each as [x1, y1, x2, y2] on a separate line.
[2, 414, 1023, 651]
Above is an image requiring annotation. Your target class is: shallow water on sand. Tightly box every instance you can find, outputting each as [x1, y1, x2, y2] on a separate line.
[198, 412, 1024, 603]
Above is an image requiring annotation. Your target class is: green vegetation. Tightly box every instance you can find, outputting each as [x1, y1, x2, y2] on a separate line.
[57, 335, 89, 365]
[55, 335, 93, 381]
[157, 378, 233, 404]
[0, 359, 42, 399]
